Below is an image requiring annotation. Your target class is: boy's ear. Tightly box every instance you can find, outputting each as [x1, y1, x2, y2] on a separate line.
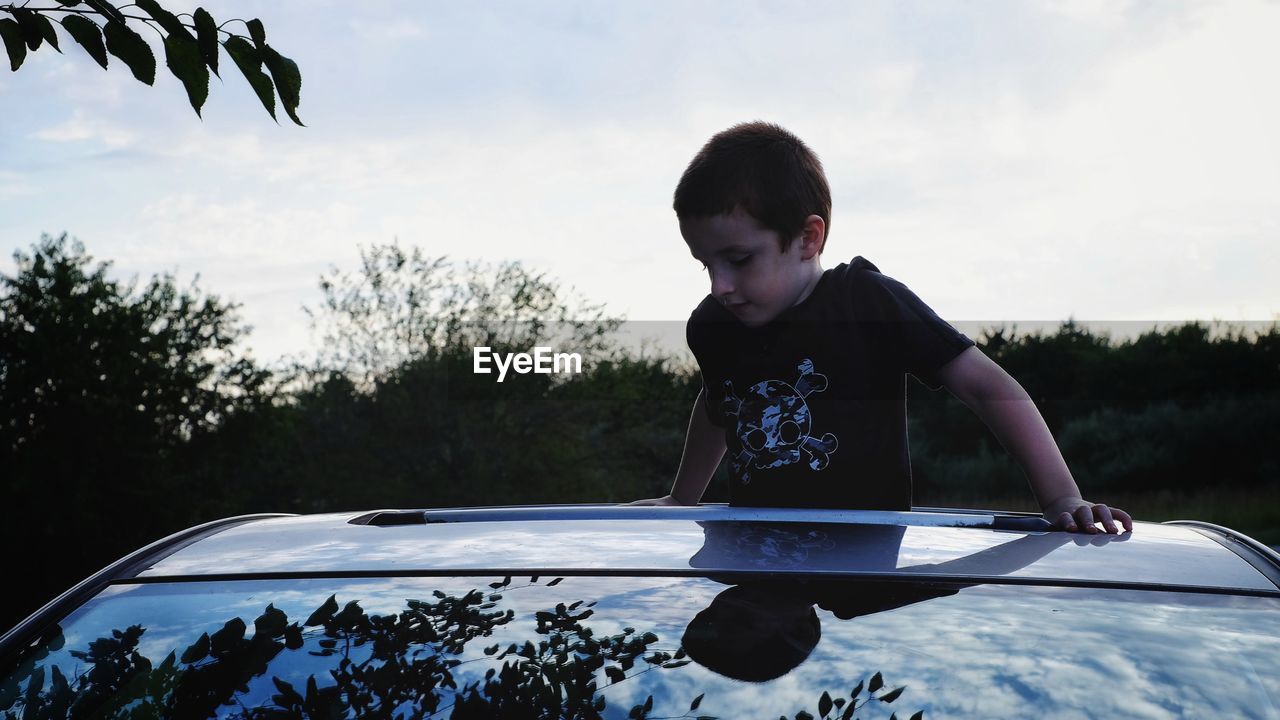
[800, 215, 826, 258]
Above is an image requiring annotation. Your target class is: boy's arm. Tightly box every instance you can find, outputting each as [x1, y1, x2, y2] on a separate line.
[629, 388, 727, 506]
[935, 347, 1133, 534]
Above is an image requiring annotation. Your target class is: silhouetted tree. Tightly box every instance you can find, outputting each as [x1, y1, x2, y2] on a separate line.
[0, 234, 269, 628]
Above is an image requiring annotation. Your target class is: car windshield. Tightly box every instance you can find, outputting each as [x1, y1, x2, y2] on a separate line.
[4, 575, 1278, 719]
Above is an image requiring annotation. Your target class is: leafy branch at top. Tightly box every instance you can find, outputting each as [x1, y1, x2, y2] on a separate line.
[0, 0, 302, 123]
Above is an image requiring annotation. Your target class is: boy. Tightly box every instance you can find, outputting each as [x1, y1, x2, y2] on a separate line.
[634, 122, 1131, 534]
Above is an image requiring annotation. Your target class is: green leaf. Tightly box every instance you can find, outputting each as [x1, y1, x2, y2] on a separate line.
[222, 36, 275, 120]
[868, 672, 884, 693]
[0, 20, 27, 71]
[20, 11, 61, 52]
[133, 0, 192, 40]
[819, 691, 833, 717]
[909, 712, 924, 720]
[60, 15, 107, 69]
[103, 20, 155, 84]
[9, 9, 46, 52]
[690, 693, 704, 711]
[880, 686, 905, 703]
[180, 632, 210, 663]
[56, 1, 83, 6]
[164, 32, 208, 116]
[261, 44, 302, 125]
[83, 0, 127, 25]
[38, 16, 61, 51]
[246, 18, 265, 47]
[193, 8, 217, 76]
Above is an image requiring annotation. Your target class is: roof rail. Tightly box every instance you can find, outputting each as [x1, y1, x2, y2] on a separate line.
[1165, 520, 1280, 589]
[0, 513, 292, 662]
[348, 504, 1053, 532]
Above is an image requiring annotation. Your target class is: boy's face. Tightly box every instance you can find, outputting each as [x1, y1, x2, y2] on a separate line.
[682, 207, 824, 327]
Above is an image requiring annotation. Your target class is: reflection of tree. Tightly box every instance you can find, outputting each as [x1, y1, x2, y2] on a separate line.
[2, 577, 921, 719]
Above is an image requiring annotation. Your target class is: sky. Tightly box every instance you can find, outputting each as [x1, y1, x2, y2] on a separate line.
[2, 0, 1278, 364]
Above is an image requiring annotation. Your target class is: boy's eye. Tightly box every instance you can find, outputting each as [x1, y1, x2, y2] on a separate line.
[729, 254, 752, 267]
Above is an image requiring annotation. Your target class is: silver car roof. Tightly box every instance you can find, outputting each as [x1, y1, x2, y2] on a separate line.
[128, 505, 1280, 595]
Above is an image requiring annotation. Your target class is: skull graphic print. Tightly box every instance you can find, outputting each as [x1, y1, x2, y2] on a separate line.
[722, 358, 839, 485]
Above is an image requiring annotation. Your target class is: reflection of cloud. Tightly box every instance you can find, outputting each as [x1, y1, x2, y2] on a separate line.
[798, 584, 1280, 719]
[33, 576, 1280, 719]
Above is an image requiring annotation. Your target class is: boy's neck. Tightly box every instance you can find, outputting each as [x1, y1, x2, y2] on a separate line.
[792, 259, 825, 307]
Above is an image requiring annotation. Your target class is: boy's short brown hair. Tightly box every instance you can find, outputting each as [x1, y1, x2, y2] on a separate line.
[673, 121, 832, 251]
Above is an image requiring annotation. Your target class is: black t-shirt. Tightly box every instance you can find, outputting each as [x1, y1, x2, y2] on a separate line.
[686, 257, 974, 510]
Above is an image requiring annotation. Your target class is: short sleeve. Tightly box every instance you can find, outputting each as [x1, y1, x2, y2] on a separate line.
[855, 270, 974, 390]
[686, 297, 730, 428]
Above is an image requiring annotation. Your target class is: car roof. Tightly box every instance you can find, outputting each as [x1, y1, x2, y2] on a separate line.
[125, 505, 1280, 596]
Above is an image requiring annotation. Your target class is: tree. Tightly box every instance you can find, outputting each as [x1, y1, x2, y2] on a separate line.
[305, 241, 620, 387]
[0, 0, 301, 122]
[0, 234, 269, 627]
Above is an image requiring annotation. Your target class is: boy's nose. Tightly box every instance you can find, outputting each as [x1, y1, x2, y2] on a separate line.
[710, 270, 734, 298]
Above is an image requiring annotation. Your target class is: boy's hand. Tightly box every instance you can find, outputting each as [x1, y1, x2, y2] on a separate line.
[1042, 497, 1133, 534]
[625, 495, 690, 506]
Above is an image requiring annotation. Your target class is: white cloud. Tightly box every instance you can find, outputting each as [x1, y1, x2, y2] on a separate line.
[0, 170, 34, 199]
[33, 108, 139, 148]
[348, 17, 424, 40]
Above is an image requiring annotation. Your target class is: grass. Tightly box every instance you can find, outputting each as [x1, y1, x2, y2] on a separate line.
[919, 485, 1280, 546]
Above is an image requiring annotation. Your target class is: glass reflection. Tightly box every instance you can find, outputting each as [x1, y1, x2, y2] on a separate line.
[1, 522, 1276, 720]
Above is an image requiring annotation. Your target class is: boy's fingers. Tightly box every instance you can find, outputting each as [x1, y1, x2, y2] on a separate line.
[1111, 507, 1134, 532]
[1092, 504, 1118, 534]
[1055, 511, 1078, 532]
[1073, 505, 1100, 533]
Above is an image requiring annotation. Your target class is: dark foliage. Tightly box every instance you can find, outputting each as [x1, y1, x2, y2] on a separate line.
[0, 235, 269, 627]
[3, 236, 1276, 630]
[0, 0, 301, 121]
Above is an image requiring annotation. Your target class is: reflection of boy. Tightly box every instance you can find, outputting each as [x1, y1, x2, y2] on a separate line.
[681, 580, 961, 682]
[633, 122, 1131, 534]
[682, 584, 820, 683]
[681, 522, 1090, 681]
